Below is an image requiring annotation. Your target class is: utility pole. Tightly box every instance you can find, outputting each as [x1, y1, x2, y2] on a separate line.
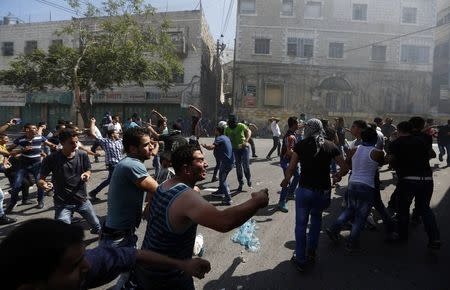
[216, 37, 226, 124]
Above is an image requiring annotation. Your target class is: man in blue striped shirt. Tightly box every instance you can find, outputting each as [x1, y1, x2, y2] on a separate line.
[88, 118, 124, 199]
[6, 123, 57, 211]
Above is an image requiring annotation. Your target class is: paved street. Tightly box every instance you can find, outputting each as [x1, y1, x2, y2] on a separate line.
[1, 138, 449, 289]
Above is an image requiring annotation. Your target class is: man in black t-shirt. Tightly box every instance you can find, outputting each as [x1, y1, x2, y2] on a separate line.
[38, 129, 101, 234]
[386, 121, 440, 249]
[281, 118, 348, 271]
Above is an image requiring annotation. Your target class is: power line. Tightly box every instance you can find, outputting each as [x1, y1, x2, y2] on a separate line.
[221, 0, 234, 36]
[220, 0, 227, 34]
[33, 0, 78, 15]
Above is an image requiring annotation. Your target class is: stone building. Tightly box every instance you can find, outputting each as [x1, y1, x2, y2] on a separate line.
[432, 3, 450, 114]
[0, 10, 218, 129]
[233, 0, 437, 129]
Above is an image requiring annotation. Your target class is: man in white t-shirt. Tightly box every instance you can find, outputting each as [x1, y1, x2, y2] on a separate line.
[108, 115, 122, 134]
[266, 117, 281, 160]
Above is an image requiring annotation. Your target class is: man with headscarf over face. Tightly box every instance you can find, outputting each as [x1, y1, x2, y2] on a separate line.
[281, 118, 348, 272]
[225, 114, 252, 192]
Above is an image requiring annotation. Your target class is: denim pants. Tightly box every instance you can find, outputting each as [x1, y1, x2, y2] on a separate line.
[279, 158, 300, 203]
[267, 136, 281, 157]
[213, 157, 221, 179]
[9, 161, 44, 206]
[91, 140, 102, 153]
[90, 164, 116, 195]
[234, 146, 251, 185]
[100, 230, 138, 290]
[330, 182, 375, 243]
[249, 138, 256, 156]
[295, 187, 331, 265]
[218, 162, 233, 202]
[54, 200, 101, 231]
[445, 143, 450, 165]
[396, 179, 440, 242]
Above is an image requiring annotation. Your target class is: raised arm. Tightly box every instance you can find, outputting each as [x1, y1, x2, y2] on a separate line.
[188, 105, 202, 118]
[0, 119, 14, 134]
[151, 109, 166, 121]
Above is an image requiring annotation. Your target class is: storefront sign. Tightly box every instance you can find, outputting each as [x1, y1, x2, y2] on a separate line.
[0, 91, 26, 106]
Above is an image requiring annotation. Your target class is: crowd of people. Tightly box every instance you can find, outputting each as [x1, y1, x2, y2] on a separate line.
[0, 109, 448, 289]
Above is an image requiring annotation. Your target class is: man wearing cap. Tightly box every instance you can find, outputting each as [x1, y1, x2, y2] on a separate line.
[225, 115, 252, 192]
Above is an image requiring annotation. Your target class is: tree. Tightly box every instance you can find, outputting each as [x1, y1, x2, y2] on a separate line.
[0, 0, 182, 126]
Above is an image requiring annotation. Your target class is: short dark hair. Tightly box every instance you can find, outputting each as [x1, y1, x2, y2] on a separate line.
[171, 144, 199, 174]
[172, 122, 182, 131]
[107, 129, 117, 137]
[368, 123, 377, 130]
[58, 129, 78, 143]
[397, 121, 412, 134]
[55, 124, 65, 131]
[361, 127, 378, 145]
[157, 119, 166, 127]
[123, 127, 149, 153]
[160, 150, 172, 163]
[374, 117, 382, 124]
[409, 116, 425, 131]
[23, 123, 35, 130]
[0, 133, 7, 139]
[352, 120, 368, 130]
[321, 119, 329, 127]
[0, 219, 84, 289]
[288, 116, 298, 128]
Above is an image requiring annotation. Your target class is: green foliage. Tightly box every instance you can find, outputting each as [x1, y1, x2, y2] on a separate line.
[0, 0, 182, 96]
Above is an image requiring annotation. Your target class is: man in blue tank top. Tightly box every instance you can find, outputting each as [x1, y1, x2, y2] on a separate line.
[135, 144, 269, 289]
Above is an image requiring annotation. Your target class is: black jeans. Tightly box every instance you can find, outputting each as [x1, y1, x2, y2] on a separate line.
[249, 137, 257, 156]
[396, 179, 439, 242]
[267, 136, 281, 158]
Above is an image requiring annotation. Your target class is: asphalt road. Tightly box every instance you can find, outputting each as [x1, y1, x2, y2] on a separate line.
[1, 138, 449, 290]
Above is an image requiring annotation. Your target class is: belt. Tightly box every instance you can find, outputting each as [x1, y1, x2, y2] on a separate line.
[403, 176, 433, 181]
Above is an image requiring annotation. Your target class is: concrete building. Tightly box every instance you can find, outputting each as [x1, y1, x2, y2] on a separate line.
[432, 2, 450, 114]
[0, 10, 218, 129]
[233, 0, 438, 129]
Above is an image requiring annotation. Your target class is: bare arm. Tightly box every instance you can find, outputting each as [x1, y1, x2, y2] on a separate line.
[135, 250, 211, 279]
[280, 152, 299, 188]
[201, 143, 215, 150]
[135, 176, 159, 201]
[0, 120, 13, 134]
[188, 105, 202, 117]
[176, 188, 269, 233]
[147, 125, 160, 139]
[151, 109, 166, 121]
[332, 154, 349, 183]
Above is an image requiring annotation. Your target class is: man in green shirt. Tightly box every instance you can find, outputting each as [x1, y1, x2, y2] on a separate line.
[225, 114, 252, 192]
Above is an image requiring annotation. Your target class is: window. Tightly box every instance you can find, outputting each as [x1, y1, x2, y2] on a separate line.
[24, 40, 37, 55]
[281, 0, 293, 16]
[304, 1, 322, 18]
[329, 42, 344, 58]
[255, 38, 270, 54]
[265, 84, 283, 106]
[402, 7, 417, 24]
[352, 4, 367, 21]
[240, 0, 256, 14]
[340, 95, 352, 111]
[287, 38, 314, 58]
[2, 42, 14, 56]
[401, 45, 430, 64]
[51, 39, 63, 46]
[326, 93, 337, 111]
[371, 45, 386, 61]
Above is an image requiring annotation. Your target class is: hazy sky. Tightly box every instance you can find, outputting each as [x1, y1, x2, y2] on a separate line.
[0, 0, 237, 46]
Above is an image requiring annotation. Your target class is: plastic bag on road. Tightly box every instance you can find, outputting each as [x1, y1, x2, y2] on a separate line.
[231, 219, 261, 252]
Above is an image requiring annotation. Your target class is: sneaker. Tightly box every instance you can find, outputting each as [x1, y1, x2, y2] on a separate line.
[247, 180, 252, 188]
[266, 156, 271, 160]
[36, 201, 44, 209]
[211, 191, 223, 198]
[237, 184, 243, 192]
[4, 204, 14, 214]
[252, 154, 258, 158]
[428, 240, 441, 250]
[211, 176, 218, 183]
[290, 255, 305, 273]
[89, 191, 100, 201]
[278, 201, 288, 213]
[326, 228, 340, 244]
[222, 199, 233, 206]
[0, 215, 16, 225]
[21, 199, 35, 205]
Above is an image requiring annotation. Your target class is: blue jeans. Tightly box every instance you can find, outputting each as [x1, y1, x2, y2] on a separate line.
[218, 162, 233, 201]
[9, 161, 44, 207]
[444, 143, 450, 165]
[90, 164, 116, 195]
[54, 200, 101, 231]
[329, 182, 375, 243]
[234, 146, 251, 185]
[213, 157, 221, 179]
[295, 187, 331, 265]
[100, 230, 138, 290]
[279, 158, 299, 203]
